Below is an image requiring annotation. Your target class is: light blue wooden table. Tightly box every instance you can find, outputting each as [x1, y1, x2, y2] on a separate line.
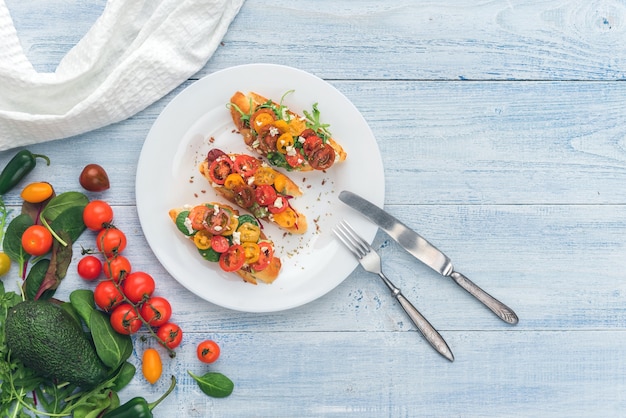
[2, 1, 625, 416]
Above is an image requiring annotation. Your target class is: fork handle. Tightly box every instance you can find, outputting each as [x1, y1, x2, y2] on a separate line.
[379, 273, 454, 362]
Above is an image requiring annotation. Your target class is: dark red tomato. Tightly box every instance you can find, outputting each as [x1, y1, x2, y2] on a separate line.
[77, 255, 102, 280]
[210, 235, 230, 253]
[110, 303, 142, 335]
[21, 225, 53, 256]
[308, 144, 335, 170]
[79, 163, 110, 192]
[302, 134, 323, 156]
[208, 157, 233, 185]
[83, 200, 114, 231]
[254, 184, 277, 206]
[140, 296, 172, 327]
[233, 155, 259, 177]
[219, 244, 246, 272]
[206, 148, 227, 163]
[188, 205, 209, 231]
[94, 280, 124, 312]
[103, 255, 132, 282]
[299, 128, 317, 139]
[96, 227, 127, 256]
[233, 185, 255, 208]
[268, 195, 288, 214]
[122, 271, 155, 304]
[156, 323, 183, 349]
[205, 208, 231, 235]
[197, 340, 220, 363]
[251, 242, 274, 272]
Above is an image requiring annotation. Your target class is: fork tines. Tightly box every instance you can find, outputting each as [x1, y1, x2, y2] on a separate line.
[333, 221, 369, 258]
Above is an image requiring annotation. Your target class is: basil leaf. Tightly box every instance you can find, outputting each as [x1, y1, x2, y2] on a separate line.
[187, 371, 234, 398]
[175, 211, 192, 235]
[89, 309, 132, 369]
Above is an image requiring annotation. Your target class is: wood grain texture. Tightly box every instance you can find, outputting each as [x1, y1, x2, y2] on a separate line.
[2, 0, 626, 416]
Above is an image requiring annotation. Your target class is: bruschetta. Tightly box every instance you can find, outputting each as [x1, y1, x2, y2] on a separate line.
[228, 91, 347, 171]
[198, 148, 308, 234]
[169, 202, 281, 284]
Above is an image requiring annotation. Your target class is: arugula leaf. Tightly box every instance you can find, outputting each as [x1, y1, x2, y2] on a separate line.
[303, 102, 332, 140]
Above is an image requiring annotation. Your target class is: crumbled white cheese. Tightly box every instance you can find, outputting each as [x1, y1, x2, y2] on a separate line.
[247, 176, 255, 185]
[214, 225, 222, 232]
[286, 145, 296, 157]
[269, 126, 279, 136]
[213, 205, 220, 215]
[297, 136, 305, 143]
[183, 217, 194, 234]
[252, 139, 260, 148]
[232, 231, 241, 245]
[273, 197, 284, 209]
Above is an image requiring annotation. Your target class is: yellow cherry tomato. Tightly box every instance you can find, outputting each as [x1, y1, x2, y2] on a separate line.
[252, 112, 275, 133]
[237, 222, 261, 243]
[142, 348, 162, 384]
[193, 230, 212, 250]
[20, 182, 54, 203]
[0, 252, 10, 276]
[276, 133, 295, 154]
[253, 166, 278, 186]
[224, 173, 245, 190]
[272, 208, 298, 229]
[273, 119, 289, 133]
[242, 242, 260, 264]
[273, 174, 289, 195]
[287, 118, 307, 136]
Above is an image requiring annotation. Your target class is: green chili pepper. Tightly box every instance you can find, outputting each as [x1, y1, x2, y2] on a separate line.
[0, 150, 50, 195]
[102, 375, 176, 418]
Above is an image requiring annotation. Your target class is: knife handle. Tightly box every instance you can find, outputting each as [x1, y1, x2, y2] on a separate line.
[450, 271, 519, 324]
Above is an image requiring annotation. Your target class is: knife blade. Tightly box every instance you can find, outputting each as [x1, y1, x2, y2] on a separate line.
[339, 190, 519, 325]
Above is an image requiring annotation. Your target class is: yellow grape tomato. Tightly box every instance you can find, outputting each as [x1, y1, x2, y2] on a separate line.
[142, 348, 163, 384]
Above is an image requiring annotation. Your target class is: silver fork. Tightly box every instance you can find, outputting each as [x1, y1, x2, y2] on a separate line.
[334, 221, 454, 362]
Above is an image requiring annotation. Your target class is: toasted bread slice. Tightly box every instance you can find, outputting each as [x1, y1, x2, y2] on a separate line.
[229, 91, 346, 171]
[169, 203, 281, 285]
[199, 149, 307, 234]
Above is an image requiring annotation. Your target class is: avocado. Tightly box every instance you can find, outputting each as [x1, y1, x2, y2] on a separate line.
[5, 299, 109, 388]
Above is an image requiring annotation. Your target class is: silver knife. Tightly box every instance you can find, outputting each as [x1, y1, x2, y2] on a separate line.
[339, 190, 519, 325]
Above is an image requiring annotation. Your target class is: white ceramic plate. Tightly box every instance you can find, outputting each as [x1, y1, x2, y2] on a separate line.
[136, 64, 384, 312]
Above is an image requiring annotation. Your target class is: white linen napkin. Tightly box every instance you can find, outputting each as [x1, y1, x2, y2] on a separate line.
[0, 0, 244, 151]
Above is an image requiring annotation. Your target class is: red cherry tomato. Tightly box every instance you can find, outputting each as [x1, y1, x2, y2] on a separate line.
[233, 154, 259, 177]
[156, 323, 183, 349]
[210, 235, 229, 253]
[103, 255, 131, 282]
[83, 200, 114, 231]
[21, 225, 53, 256]
[188, 205, 209, 231]
[197, 340, 221, 363]
[251, 242, 274, 272]
[254, 184, 277, 206]
[207, 157, 233, 185]
[122, 271, 155, 304]
[268, 195, 288, 214]
[79, 163, 110, 192]
[96, 227, 127, 256]
[110, 303, 142, 335]
[77, 255, 102, 280]
[218, 244, 246, 272]
[140, 296, 172, 327]
[94, 280, 124, 312]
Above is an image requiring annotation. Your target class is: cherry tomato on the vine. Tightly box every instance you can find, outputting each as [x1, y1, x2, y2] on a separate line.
[103, 255, 131, 282]
[122, 271, 155, 304]
[96, 227, 127, 256]
[156, 322, 183, 349]
[77, 255, 102, 280]
[110, 303, 142, 335]
[197, 340, 220, 363]
[140, 296, 172, 327]
[94, 280, 124, 312]
[21, 225, 53, 256]
[83, 200, 114, 231]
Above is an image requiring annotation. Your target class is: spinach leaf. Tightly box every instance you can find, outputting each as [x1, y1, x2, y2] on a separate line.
[50, 205, 86, 244]
[40, 191, 88, 246]
[23, 259, 53, 300]
[3, 213, 33, 276]
[187, 371, 234, 398]
[69, 289, 96, 327]
[89, 309, 133, 369]
[110, 362, 136, 392]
